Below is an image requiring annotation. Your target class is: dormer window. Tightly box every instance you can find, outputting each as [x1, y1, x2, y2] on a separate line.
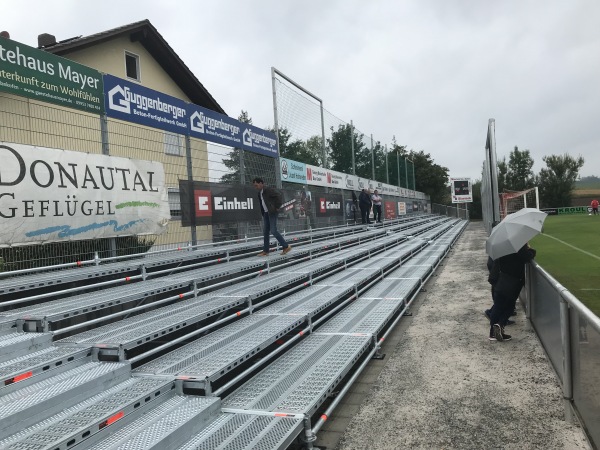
[125, 51, 140, 81]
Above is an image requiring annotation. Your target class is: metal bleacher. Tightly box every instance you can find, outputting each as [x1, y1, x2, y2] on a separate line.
[0, 215, 467, 450]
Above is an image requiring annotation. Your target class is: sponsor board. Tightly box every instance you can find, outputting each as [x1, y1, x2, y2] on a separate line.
[0, 142, 169, 245]
[344, 174, 359, 190]
[104, 74, 278, 157]
[384, 201, 397, 220]
[179, 181, 261, 226]
[104, 74, 188, 135]
[557, 206, 588, 215]
[450, 177, 472, 203]
[398, 202, 406, 215]
[316, 194, 344, 217]
[306, 164, 329, 187]
[280, 158, 306, 184]
[0, 36, 104, 114]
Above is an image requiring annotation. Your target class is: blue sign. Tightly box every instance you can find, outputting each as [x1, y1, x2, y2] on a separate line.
[104, 75, 188, 135]
[279, 158, 306, 184]
[188, 105, 278, 158]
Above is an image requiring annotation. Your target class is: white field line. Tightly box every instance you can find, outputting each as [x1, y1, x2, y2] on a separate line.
[541, 233, 600, 262]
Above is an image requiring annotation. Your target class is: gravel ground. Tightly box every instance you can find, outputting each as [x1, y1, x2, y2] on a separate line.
[335, 221, 589, 450]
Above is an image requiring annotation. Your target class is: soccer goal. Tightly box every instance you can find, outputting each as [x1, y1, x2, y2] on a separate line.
[500, 187, 540, 220]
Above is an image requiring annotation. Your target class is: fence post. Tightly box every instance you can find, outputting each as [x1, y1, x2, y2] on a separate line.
[370, 134, 375, 180]
[559, 293, 574, 422]
[385, 144, 389, 184]
[239, 148, 245, 184]
[100, 114, 117, 258]
[350, 120, 355, 175]
[185, 135, 198, 245]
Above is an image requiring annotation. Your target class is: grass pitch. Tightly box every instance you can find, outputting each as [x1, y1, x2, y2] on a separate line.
[530, 214, 600, 316]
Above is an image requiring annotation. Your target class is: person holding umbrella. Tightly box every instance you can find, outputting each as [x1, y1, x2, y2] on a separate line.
[486, 208, 546, 341]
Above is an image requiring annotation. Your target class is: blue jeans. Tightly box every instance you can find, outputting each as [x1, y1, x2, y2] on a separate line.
[263, 212, 288, 252]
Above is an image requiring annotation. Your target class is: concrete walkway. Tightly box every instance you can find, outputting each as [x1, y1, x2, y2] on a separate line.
[317, 221, 589, 450]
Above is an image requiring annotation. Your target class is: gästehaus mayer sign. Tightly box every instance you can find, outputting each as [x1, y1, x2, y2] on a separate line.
[0, 36, 104, 114]
[0, 142, 170, 245]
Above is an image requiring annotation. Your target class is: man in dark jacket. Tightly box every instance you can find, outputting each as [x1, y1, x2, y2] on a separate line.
[489, 243, 536, 341]
[252, 177, 291, 256]
[358, 188, 372, 224]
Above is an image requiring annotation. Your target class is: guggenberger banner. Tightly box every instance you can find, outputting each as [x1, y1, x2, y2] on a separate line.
[104, 74, 278, 158]
[0, 142, 170, 245]
[0, 36, 104, 114]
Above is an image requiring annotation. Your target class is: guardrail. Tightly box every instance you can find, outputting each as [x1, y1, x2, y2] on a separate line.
[525, 261, 600, 448]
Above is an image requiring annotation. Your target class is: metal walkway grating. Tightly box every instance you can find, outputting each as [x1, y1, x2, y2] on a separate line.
[178, 413, 303, 450]
[223, 334, 371, 415]
[0, 346, 92, 393]
[0, 377, 175, 450]
[0, 332, 53, 364]
[87, 395, 221, 450]
[256, 284, 355, 317]
[0, 361, 130, 439]
[134, 314, 305, 384]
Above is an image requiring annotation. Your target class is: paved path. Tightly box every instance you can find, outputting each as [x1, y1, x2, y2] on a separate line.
[317, 221, 589, 450]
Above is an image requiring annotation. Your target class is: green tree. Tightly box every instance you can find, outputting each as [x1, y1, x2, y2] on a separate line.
[278, 129, 322, 166]
[497, 157, 507, 193]
[409, 149, 450, 204]
[538, 153, 584, 208]
[327, 124, 372, 177]
[505, 146, 535, 191]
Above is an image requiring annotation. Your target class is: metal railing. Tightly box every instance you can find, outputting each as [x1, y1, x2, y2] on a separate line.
[525, 261, 600, 448]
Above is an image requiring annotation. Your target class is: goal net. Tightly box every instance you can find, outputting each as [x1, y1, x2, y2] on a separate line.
[500, 187, 539, 220]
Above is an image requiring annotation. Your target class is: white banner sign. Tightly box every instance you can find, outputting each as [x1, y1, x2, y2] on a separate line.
[0, 142, 170, 245]
[306, 164, 329, 187]
[398, 202, 407, 215]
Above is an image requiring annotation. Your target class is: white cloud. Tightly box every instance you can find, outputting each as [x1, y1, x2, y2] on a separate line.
[3, 0, 600, 181]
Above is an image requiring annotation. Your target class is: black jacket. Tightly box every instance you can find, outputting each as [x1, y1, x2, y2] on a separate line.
[258, 186, 283, 214]
[358, 191, 372, 208]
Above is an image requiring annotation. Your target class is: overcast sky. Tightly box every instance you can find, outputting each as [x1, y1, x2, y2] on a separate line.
[4, 0, 600, 182]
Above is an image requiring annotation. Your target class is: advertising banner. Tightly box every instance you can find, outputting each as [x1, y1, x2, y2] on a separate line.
[279, 188, 314, 221]
[316, 193, 344, 217]
[384, 201, 397, 220]
[179, 181, 261, 226]
[280, 158, 307, 184]
[557, 206, 588, 215]
[343, 173, 360, 191]
[188, 103, 278, 157]
[450, 177, 473, 203]
[306, 164, 329, 187]
[104, 74, 188, 135]
[327, 169, 345, 189]
[0, 36, 104, 114]
[398, 202, 406, 215]
[0, 142, 169, 245]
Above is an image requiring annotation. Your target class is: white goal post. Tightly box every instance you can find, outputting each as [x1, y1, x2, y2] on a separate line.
[500, 187, 540, 220]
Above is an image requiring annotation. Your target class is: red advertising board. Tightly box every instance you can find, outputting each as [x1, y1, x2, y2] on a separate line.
[384, 201, 397, 220]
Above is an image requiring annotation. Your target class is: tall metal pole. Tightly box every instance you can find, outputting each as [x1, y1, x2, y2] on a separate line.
[370, 134, 375, 180]
[350, 120, 356, 175]
[320, 101, 327, 168]
[411, 158, 416, 191]
[271, 67, 282, 188]
[396, 150, 400, 187]
[385, 144, 389, 184]
[405, 157, 409, 191]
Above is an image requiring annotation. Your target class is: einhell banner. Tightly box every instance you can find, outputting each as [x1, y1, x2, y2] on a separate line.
[0, 142, 169, 245]
[179, 181, 261, 226]
[0, 36, 104, 114]
[316, 193, 344, 217]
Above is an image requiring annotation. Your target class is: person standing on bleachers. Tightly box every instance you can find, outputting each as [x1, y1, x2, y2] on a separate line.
[252, 177, 292, 256]
[358, 188, 372, 224]
[372, 189, 383, 223]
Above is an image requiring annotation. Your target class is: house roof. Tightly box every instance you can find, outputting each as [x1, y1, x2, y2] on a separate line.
[41, 20, 226, 115]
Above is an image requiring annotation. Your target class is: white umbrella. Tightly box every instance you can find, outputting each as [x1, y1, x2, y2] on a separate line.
[485, 208, 547, 260]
